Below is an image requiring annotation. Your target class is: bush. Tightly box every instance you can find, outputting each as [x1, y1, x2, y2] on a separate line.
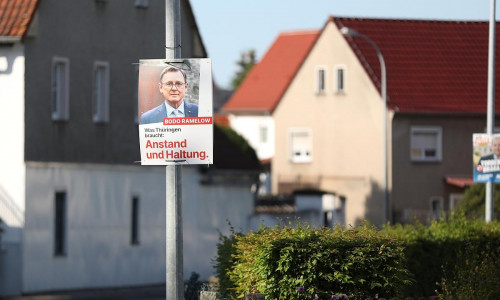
[215, 216, 500, 299]
[383, 214, 500, 298]
[454, 183, 500, 218]
[225, 223, 411, 299]
[438, 242, 500, 299]
[213, 224, 242, 299]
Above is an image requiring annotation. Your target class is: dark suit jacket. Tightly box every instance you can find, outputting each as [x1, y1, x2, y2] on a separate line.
[140, 101, 198, 124]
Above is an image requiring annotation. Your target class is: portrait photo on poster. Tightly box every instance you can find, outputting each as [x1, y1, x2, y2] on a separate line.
[138, 59, 212, 123]
[137, 59, 213, 166]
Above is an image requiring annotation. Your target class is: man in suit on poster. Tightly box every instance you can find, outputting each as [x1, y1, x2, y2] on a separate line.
[140, 67, 198, 124]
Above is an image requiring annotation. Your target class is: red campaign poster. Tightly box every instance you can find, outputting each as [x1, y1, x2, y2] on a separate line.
[137, 59, 213, 165]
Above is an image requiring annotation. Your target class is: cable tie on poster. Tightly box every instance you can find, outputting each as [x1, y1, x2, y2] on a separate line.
[165, 159, 187, 164]
[163, 59, 191, 71]
[165, 44, 182, 50]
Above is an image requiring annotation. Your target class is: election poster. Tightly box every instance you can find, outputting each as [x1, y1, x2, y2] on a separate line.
[138, 59, 213, 165]
[473, 133, 500, 182]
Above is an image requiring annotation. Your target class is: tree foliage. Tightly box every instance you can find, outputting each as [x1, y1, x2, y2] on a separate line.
[231, 49, 256, 89]
[455, 183, 500, 218]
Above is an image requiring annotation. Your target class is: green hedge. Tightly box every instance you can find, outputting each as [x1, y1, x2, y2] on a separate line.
[383, 215, 500, 299]
[214, 216, 500, 299]
[217, 223, 411, 299]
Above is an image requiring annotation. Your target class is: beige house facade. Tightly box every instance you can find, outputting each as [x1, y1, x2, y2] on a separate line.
[272, 21, 391, 226]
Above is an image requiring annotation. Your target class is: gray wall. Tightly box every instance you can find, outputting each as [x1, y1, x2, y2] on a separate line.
[24, 0, 206, 165]
[23, 163, 255, 293]
[391, 113, 494, 219]
[0, 227, 23, 297]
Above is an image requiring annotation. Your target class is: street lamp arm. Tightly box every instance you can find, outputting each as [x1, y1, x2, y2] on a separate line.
[340, 26, 388, 224]
[340, 27, 386, 97]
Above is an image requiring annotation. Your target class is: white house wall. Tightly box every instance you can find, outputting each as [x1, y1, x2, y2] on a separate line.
[0, 43, 25, 228]
[23, 162, 254, 293]
[228, 115, 275, 160]
[182, 172, 254, 280]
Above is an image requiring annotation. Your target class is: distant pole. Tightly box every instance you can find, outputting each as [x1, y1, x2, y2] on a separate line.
[486, 0, 496, 223]
[165, 0, 183, 299]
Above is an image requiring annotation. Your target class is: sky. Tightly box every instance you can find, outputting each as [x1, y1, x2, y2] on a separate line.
[189, 0, 498, 89]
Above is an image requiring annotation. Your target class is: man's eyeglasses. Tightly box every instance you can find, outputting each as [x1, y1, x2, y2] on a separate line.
[162, 81, 186, 89]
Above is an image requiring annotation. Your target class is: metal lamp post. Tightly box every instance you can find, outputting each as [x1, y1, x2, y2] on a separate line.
[340, 27, 388, 224]
[485, 0, 496, 223]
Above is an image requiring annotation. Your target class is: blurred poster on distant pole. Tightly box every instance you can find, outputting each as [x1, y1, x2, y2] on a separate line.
[137, 59, 213, 165]
[473, 133, 500, 182]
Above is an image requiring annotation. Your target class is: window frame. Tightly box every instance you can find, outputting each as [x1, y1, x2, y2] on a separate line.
[410, 126, 442, 162]
[289, 128, 313, 163]
[54, 191, 67, 256]
[135, 0, 149, 8]
[131, 196, 140, 245]
[51, 57, 70, 121]
[334, 65, 346, 94]
[430, 196, 444, 220]
[315, 66, 327, 94]
[259, 125, 268, 144]
[449, 193, 463, 211]
[92, 61, 110, 123]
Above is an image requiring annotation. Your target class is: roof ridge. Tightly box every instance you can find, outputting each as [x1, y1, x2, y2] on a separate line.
[279, 29, 321, 36]
[333, 15, 490, 24]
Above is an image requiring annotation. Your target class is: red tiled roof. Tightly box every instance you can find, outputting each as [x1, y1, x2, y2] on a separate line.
[333, 17, 500, 114]
[213, 113, 230, 127]
[0, 0, 38, 38]
[222, 30, 321, 113]
[224, 16, 500, 115]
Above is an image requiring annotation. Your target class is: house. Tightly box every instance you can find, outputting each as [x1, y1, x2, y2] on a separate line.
[0, 0, 260, 297]
[223, 16, 500, 226]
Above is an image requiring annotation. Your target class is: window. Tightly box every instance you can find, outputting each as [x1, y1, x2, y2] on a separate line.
[410, 126, 442, 161]
[51, 57, 70, 121]
[335, 66, 345, 93]
[131, 197, 139, 245]
[290, 129, 312, 163]
[430, 196, 443, 220]
[260, 125, 268, 144]
[54, 191, 67, 256]
[449, 193, 463, 211]
[93, 61, 110, 123]
[135, 0, 149, 8]
[315, 66, 327, 94]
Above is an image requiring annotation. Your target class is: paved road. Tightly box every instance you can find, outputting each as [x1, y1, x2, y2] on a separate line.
[2, 285, 166, 300]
